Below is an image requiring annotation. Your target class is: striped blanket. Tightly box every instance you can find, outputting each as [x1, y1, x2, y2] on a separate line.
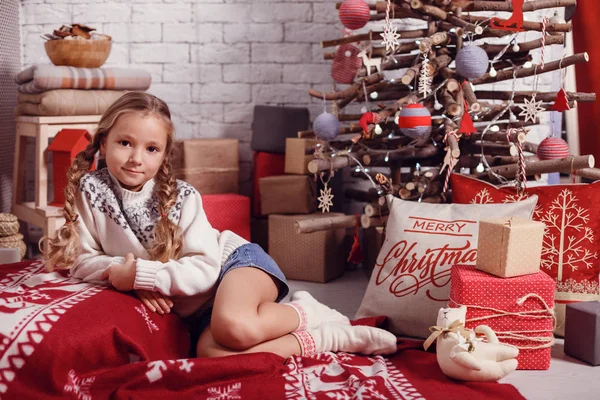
[16, 64, 152, 94]
[15, 89, 129, 116]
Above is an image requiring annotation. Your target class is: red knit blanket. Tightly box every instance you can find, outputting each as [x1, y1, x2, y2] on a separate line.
[0, 261, 524, 399]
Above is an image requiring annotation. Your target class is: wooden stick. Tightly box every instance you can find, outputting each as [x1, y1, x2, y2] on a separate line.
[459, 155, 523, 169]
[472, 53, 589, 85]
[574, 168, 600, 181]
[361, 214, 389, 229]
[469, 130, 527, 143]
[365, 201, 389, 217]
[452, 0, 577, 13]
[308, 73, 384, 100]
[441, 89, 462, 116]
[474, 90, 596, 103]
[401, 65, 421, 85]
[463, 141, 518, 157]
[460, 14, 572, 34]
[321, 28, 430, 49]
[523, 142, 538, 154]
[325, 41, 420, 59]
[480, 155, 595, 180]
[462, 82, 480, 112]
[295, 215, 356, 234]
[410, 0, 448, 20]
[481, 34, 564, 55]
[308, 154, 358, 174]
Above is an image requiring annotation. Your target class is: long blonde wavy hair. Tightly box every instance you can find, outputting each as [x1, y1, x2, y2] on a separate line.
[42, 92, 183, 271]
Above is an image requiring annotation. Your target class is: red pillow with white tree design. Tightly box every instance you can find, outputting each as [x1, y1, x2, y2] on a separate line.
[450, 173, 600, 335]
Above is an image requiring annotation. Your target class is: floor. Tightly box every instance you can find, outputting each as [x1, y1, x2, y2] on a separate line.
[285, 269, 600, 400]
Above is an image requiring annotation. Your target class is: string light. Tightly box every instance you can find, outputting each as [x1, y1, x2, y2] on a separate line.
[384, 152, 390, 162]
[374, 124, 383, 135]
[370, 91, 379, 99]
[490, 125, 500, 132]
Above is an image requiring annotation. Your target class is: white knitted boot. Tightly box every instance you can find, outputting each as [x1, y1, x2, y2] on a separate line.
[291, 323, 397, 357]
[285, 291, 350, 330]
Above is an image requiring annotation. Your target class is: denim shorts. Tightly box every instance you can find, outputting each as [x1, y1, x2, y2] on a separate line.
[187, 243, 289, 352]
[219, 243, 289, 302]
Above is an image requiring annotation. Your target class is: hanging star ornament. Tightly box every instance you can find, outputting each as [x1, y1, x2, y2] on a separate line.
[518, 95, 545, 123]
[380, 21, 400, 53]
[317, 184, 334, 213]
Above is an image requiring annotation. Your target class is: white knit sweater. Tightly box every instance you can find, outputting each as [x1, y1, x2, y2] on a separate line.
[70, 168, 248, 317]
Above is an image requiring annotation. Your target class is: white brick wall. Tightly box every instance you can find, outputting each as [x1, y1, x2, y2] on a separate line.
[20, 0, 341, 195]
[20, 1, 565, 197]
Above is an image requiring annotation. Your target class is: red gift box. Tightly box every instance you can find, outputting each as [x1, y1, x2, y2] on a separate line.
[449, 265, 555, 370]
[252, 152, 285, 216]
[202, 194, 251, 241]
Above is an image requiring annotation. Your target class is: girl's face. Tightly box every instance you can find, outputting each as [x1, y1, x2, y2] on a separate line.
[100, 113, 169, 192]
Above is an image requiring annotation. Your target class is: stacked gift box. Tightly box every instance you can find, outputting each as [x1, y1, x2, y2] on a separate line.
[172, 138, 250, 241]
[450, 216, 556, 370]
[250, 105, 348, 283]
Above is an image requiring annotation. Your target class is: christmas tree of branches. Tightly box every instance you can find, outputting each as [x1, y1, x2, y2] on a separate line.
[302, 0, 599, 231]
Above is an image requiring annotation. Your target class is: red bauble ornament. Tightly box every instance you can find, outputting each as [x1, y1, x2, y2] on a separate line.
[551, 88, 571, 112]
[537, 137, 570, 160]
[339, 0, 371, 30]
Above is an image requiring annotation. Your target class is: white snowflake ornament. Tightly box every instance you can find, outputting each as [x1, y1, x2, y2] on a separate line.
[381, 22, 401, 53]
[317, 184, 334, 213]
[518, 95, 544, 123]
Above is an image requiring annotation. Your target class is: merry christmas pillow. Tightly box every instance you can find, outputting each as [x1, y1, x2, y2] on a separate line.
[450, 173, 600, 335]
[355, 195, 538, 338]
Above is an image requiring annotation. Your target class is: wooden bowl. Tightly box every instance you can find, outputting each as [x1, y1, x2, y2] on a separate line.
[44, 39, 112, 68]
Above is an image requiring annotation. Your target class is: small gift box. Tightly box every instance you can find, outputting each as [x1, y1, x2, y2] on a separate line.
[284, 138, 316, 175]
[564, 301, 600, 366]
[172, 139, 239, 194]
[476, 216, 545, 278]
[259, 175, 317, 216]
[450, 265, 555, 370]
[268, 213, 346, 283]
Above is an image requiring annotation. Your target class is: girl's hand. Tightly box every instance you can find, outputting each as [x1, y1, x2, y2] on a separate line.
[136, 290, 173, 314]
[102, 253, 136, 291]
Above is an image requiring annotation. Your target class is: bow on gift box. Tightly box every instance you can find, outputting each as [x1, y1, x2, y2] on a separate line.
[423, 319, 476, 352]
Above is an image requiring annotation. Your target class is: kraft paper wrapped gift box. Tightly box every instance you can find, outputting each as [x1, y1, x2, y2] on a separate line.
[172, 139, 239, 194]
[476, 216, 545, 278]
[564, 301, 600, 366]
[259, 175, 317, 215]
[285, 138, 316, 175]
[450, 265, 555, 370]
[268, 213, 346, 283]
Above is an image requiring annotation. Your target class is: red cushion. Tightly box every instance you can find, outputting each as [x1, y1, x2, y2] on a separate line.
[450, 174, 600, 325]
[202, 194, 251, 241]
[252, 152, 285, 216]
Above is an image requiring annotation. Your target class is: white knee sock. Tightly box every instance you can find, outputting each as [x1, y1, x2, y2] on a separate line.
[285, 291, 350, 330]
[291, 323, 397, 357]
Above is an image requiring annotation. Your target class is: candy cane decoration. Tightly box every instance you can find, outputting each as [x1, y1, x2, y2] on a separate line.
[508, 128, 527, 193]
[442, 130, 459, 194]
[541, 17, 549, 70]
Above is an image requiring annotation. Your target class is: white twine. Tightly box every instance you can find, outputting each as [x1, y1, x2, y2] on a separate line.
[449, 293, 556, 350]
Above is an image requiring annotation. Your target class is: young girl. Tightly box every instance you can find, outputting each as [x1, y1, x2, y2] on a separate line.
[43, 92, 397, 359]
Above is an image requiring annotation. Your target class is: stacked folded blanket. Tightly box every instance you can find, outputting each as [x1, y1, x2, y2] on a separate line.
[14, 64, 152, 116]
